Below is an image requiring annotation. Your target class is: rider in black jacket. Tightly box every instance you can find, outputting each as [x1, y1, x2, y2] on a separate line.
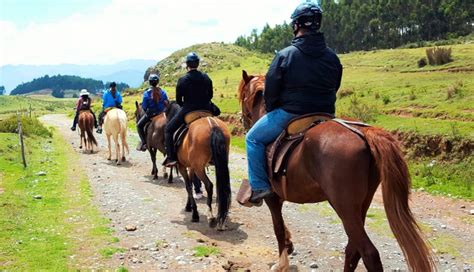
[265, 32, 342, 114]
[163, 52, 213, 166]
[247, 1, 343, 204]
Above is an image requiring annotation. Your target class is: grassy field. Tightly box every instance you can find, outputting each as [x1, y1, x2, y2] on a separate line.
[0, 119, 121, 269]
[0, 95, 75, 119]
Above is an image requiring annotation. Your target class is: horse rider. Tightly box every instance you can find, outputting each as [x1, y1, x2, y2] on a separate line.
[71, 89, 98, 131]
[97, 82, 123, 134]
[163, 52, 214, 167]
[136, 74, 170, 151]
[246, 2, 343, 204]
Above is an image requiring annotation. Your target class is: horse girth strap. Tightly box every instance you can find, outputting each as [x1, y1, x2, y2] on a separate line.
[331, 119, 370, 141]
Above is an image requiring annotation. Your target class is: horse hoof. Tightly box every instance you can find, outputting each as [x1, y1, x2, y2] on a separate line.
[217, 223, 227, 231]
[107, 157, 111, 161]
[168, 179, 173, 184]
[192, 216, 199, 223]
[79, 146, 82, 149]
[286, 242, 294, 254]
[153, 175, 158, 180]
[208, 217, 217, 228]
[121, 157, 126, 162]
[185, 206, 192, 212]
[163, 173, 169, 179]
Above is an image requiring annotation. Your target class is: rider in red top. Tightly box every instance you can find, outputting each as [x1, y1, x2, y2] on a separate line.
[71, 89, 98, 131]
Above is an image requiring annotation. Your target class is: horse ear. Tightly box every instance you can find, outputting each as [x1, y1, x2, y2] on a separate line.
[242, 70, 251, 84]
[135, 101, 139, 109]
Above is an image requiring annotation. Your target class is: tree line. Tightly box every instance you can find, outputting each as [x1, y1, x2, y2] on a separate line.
[235, 0, 473, 53]
[0, 86, 4, 95]
[10, 75, 129, 98]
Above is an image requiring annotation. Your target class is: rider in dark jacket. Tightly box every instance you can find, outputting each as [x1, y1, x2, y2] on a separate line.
[246, 2, 343, 204]
[136, 74, 169, 151]
[265, 32, 342, 114]
[163, 52, 213, 166]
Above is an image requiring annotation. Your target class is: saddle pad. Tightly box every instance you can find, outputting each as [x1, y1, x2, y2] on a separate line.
[286, 113, 334, 135]
[184, 111, 212, 124]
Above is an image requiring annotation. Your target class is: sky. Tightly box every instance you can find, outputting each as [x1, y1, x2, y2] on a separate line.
[0, 0, 304, 66]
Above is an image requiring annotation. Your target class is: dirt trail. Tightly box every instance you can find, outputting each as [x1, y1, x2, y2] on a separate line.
[41, 114, 472, 271]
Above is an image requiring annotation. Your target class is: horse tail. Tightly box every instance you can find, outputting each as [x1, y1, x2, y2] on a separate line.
[210, 126, 231, 227]
[364, 127, 435, 272]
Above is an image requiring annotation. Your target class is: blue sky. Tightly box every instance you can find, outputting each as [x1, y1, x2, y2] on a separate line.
[0, 0, 111, 26]
[0, 0, 302, 66]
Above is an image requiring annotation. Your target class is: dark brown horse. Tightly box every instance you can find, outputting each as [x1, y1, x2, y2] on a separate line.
[78, 110, 97, 153]
[175, 108, 232, 231]
[238, 70, 435, 271]
[134, 101, 180, 181]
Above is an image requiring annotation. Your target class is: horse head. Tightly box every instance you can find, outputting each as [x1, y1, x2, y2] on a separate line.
[134, 101, 145, 123]
[238, 70, 266, 130]
[166, 101, 181, 121]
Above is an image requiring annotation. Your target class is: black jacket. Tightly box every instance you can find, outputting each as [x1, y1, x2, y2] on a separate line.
[176, 70, 213, 114]
[264, 32, 342, 114]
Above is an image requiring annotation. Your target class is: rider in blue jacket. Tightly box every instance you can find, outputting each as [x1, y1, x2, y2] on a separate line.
[97, 82, 123, 134]
[136, 74, 169, 151]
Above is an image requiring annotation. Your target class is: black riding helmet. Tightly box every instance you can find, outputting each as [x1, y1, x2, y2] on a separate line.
[291, 1, 323, 33]
[185, 52, 200, 68]
[109, 81, 117, 88]
[148, 74, 160, 87]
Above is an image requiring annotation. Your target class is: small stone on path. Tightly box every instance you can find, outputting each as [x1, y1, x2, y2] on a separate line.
[131, 245, 139, 250]
[309, 262, 318, 269]
[470, 209, 474, 215]
[125, 225, 137, 231]
[33, 195, 43, 199]
[36, 171, 46, 176]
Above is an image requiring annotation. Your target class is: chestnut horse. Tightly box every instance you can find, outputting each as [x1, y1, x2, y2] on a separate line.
[78, 110, 97, 153]
[134, 101, 180, 181]
[238, 70, 435, 271]
[175, 107, 231, 231]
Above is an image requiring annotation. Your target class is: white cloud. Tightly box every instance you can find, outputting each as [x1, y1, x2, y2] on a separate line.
[0, 0, 300, 66]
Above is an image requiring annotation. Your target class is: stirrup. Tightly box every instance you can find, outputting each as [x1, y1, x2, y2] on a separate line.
[163, 157, 177, 167]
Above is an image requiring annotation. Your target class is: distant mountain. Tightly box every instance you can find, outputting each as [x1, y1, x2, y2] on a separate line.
[0, 59, 156, 94]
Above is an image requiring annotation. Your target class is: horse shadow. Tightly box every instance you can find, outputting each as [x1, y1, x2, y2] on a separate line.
[104, 159, 134, 168]
[171, 212, 248, 245]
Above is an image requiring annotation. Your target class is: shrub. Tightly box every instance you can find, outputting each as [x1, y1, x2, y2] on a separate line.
[446, 80, 464, 100]
[340, 95, 377, 122]
[409, 89, 416, 100]
[417, 57, 427, 68]
[426, 47, 452, 66]
[337, 88, 354, 99]
[0, 115, 52, 137]
[382, 95, 391, 105]
[374, 92, 380, 99]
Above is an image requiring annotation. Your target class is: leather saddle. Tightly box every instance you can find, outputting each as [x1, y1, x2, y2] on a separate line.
[266, 113, 370, 180]
[173, 111, 213, 150]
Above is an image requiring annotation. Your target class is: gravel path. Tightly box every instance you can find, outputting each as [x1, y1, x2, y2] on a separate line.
[41, 114, 473, 271]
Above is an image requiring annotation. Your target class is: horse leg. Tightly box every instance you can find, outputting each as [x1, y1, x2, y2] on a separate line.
[113, 134, 121, 165]
[150, 148, 158, 180]
[79, 131, 83, 149]
[162, 165, 169, 179]
[194, 169, 216, 228]
[180, 166, 199, 222]
[331, 198, 382, 272]
[265, 194, 291, 272]
[121, 132, 127, 162]
[106, 134, 112, 160]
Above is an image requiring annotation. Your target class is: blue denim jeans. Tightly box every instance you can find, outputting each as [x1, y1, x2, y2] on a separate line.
[246, 108, 298, 190]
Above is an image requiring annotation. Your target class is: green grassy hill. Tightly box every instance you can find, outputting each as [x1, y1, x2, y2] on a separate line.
[132, 42, 473, 138]
[124, 42, 473, 199]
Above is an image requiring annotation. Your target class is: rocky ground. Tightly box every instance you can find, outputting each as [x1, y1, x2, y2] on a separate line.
[41, 114, 473, 271]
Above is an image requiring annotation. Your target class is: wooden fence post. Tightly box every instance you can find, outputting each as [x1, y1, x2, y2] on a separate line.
[17, 112, 27, 168]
